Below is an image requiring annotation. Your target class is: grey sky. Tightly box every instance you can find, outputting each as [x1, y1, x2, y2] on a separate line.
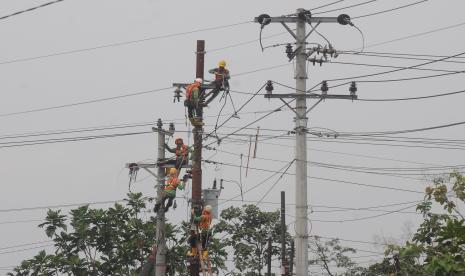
[1, 0, 465, 274]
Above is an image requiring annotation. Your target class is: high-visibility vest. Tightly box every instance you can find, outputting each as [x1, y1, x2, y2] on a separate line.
[164, 176, 180, 192]
[199, 211, 212, 230]
[175, 145, 188, 159]
[186, 82, 200, 100]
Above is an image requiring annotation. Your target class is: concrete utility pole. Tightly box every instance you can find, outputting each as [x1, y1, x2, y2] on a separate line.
[154, 119, 167, 276]
[134, 119, 174, 276]
[254, 9, 356, 276]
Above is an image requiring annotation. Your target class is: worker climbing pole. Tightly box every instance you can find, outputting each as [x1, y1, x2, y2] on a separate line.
[171, 40, 228, 276]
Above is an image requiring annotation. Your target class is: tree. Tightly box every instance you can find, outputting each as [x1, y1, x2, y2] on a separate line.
[366, 171, 465, 276]
[309, 236, 365, 276]
[216, 204, 292, 276]
[8, 193, 227, 275]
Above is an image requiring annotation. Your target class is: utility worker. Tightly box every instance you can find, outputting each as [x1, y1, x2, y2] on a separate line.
[158, 138, 191, 170]
[204, 60, 230, 105]
[209, 60, 230, 90]
[187, 205, 213, 259]
[154, 168, 186, 213]
[184, 78, 204, 127]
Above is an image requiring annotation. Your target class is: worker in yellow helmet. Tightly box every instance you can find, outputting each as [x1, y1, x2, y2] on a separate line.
[204, 60, 231, 105]
[209, 60, 230, 90]
[154, 168, 186, 213]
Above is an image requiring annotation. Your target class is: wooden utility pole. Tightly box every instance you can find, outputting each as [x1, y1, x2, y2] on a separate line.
[281, 191, 288, 276]
[188, 39, 205, 276]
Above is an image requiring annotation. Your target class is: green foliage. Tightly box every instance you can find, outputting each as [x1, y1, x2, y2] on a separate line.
[8, 193, 227, 275]
[216, 204, 291, 275]
[366, 171, 465, 276]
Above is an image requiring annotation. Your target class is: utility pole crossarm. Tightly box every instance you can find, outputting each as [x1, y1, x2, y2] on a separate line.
[265, 93, 357, 100]
[172, 83, 216, 90]
[254, 16, 340, 23]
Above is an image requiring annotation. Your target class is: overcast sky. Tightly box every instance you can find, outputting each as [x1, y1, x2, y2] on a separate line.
[1, 0, 465, 274]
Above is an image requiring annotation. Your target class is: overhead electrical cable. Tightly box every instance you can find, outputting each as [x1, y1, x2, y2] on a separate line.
[0, 0, 65, 21]
[363, 21, 465, 49]
[0, 21, 251, 66]
[329, 61, 460, 73]
[0, 63, 289, 119]
[342, 51, 465, 64]
[310, 203, 418, 223]
[327, 51, 465, 82]
[205, 160, 425, 194]
[312, 0, 378, 15]
[352, 0, 428, 20]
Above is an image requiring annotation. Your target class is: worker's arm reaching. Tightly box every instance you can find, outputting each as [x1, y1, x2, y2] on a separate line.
[164, 143, 176, 153]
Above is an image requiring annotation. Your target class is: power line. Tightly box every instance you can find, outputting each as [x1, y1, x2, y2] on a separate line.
[364, 21, 465, 49]
[352, 0, 428, 19]
[0, 63, 289, 119]
[342, 51, 465, 64]
[310, 0, 347, 11]
[313, 0, 378, 15]
[205, 159, 425, 194]
[0, 0, 65, 21]
[0, 131, 153, 149]
[310, 204, 418, 223]
[329, 60, 460, 73]
[0, 21, 250, 66]
[0, 241, 53, 251]
[0, 199, 122, 213]
[327, 51, 465, 82]
[0, 244, 53, 255]
[0, 87, 172, 118]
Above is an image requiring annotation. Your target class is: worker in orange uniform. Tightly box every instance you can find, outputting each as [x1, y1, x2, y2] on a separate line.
[154, 168, 186, 213]
[205, 60, 230, 105]
[187, 205, 213, 259]
[157, 138, 191, 171]
[184, 78, 204, 126]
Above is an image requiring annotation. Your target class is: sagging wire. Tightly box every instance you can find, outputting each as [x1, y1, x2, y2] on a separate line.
[257, 14, 272, 51]
[213, 92, 229, 142]
[308, 22, 332, 46]
[239, 154, 244, 202]
[256, 159, 295, 206]
[353, 24, 366, 53]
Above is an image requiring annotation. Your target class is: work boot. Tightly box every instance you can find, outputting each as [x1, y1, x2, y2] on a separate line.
[202, 250, 209, 260]
[187, 247, 197, 257]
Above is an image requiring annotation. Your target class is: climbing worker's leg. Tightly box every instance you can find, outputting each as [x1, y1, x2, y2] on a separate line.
[153, 194, 165, 212]
[187, 235, 198, 256]
[201, 231, 210, 259]
[164, 195, 175, 212]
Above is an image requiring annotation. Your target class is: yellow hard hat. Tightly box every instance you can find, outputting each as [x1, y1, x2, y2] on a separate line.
[169, 168, 178, 175]
[218, 60, 226, 67]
